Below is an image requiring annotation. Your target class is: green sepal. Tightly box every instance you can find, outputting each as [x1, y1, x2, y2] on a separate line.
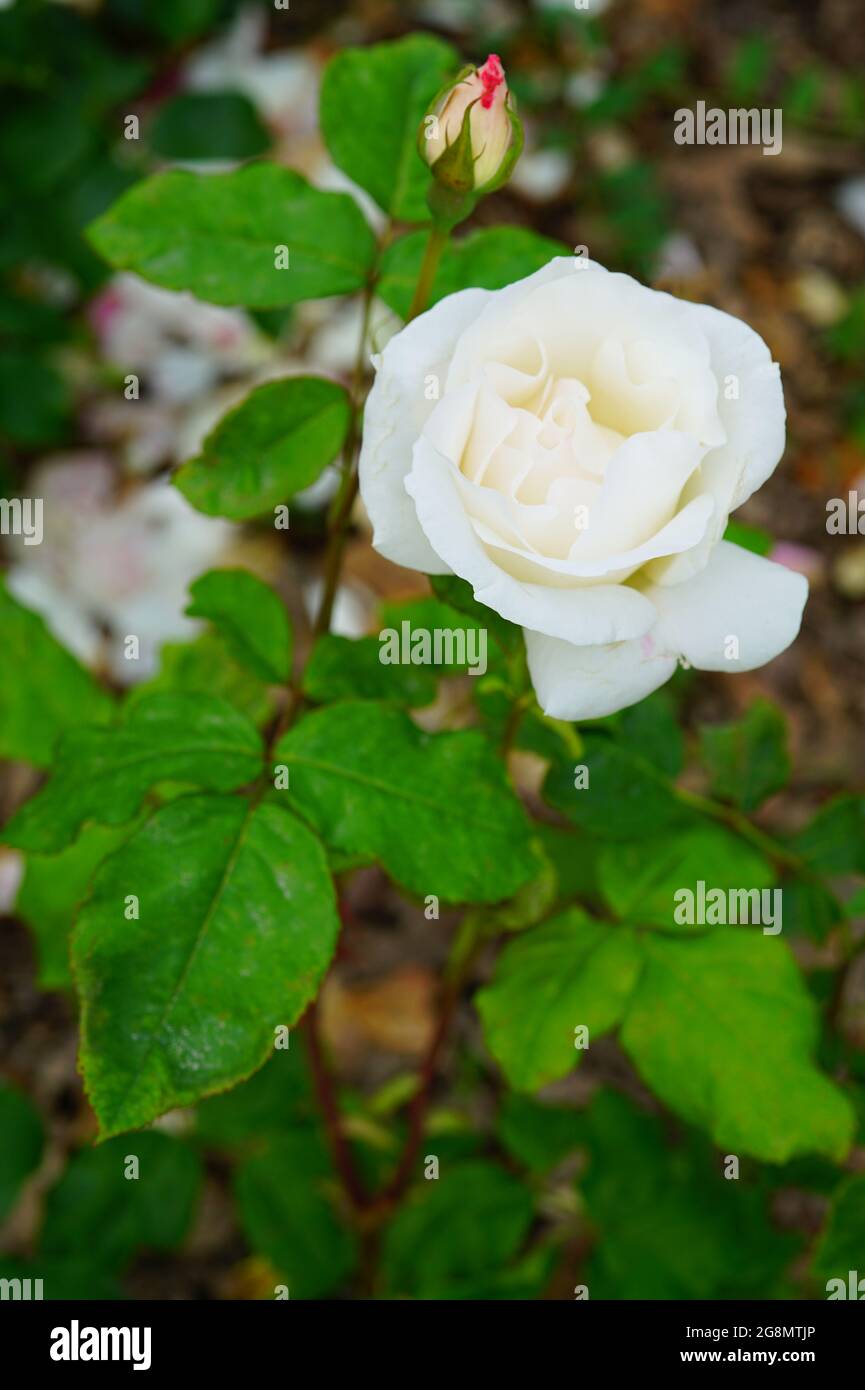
[427, 98, 478, 195]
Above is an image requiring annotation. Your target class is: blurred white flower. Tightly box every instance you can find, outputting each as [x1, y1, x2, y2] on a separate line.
[181, 10, 383, 230]
[654, 233, 705, 280]
[5, 456, 232, 684]
[565, 69, 607, 109]
[86, 273, 273, 472]
[533, 0, 611, 12]
[302, 295, 400, 378]
[791, 269, 847, 328]
[836, 177, 865, 240]
[416, 0, 519, 33]
[303, 578, 373, 639]
[0, 850, 24, 914]
[184, 6, 319, 134]
[90, 273, 268, 403]
[510, 146, 572, 202]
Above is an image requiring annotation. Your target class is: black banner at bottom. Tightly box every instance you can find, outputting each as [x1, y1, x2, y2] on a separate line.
[0, 1298, 862, 1374]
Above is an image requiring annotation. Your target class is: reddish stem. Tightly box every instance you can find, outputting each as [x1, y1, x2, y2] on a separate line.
[300, 1004, 368, 1211]
[379, 976, 462, 1204]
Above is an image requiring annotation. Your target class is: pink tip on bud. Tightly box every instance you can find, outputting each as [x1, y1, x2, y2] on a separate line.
[478, 54, 505, 109]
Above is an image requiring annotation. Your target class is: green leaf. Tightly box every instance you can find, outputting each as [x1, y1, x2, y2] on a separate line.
[275, 701, 536, 903]
[311, 591, 502, 706]
[41, 1133, 202, 1270]
[117, 0, 223, 42]
[379, 226, 569, 319]
[598, 824, 774, 930]
[3, 693, 262, 853]
[428, 573, 522, 654]
[74, 794, 339, 1137]
[0, 290, 69, 346]
[174, 376, 349, 520]
[381, 591, 502, 669]
[593, 160, 670, 277]
[0, 1084, 44, 1222]
[543, 732, 686, 840]
[476, 909, 642, 1090]
[699, 699, 790, 812]
[195, 1051, 314, 1150]
[0, 90, 90, 196]
[303, 633, 437, 707]
[812, 1174, 865, 1287]
[533, 821, 602, 902]
[96, 0, 220, 42]
[497, 1094, 580, 1172]
[724, 34, 773, 104]
[320, 34, 458, 223]
[722, 518, 773, 557]
[444, 1247, 558, 1300]
[844, 885, 865, 918]
[125, 631, 275, 729]
[783, 877, 843, 942]
[186, 568, 291, 683]
[464, 838, 557, 934]
[790, 795, 865, 875]
[0, 351, 71, 445]
[513, 705, 584, 763]
[381, 1160, 534, 1299]
[827, 287, 865, 364]
[150, 91, 271, 162]
[0, 581, 113, 767]
[16, 822, 137, 990]
[234, 1133, 357, 1299]
[581, 1090, 798, 1299]
[620, 932, 855, 1162]
[616, 689, 683, 778]
[88, 164, 376, 307]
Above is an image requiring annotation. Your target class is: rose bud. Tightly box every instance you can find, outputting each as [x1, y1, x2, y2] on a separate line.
[420, 54, 523, 201]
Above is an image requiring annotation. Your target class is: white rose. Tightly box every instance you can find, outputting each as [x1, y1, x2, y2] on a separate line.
[359, 258, 807, 719]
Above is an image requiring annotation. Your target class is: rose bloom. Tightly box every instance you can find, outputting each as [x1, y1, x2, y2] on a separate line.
[359, 258, 806, 719]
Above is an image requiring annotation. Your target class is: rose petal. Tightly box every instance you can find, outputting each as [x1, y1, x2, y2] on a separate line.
[569, 429, 705, 562]
[648, 302, 785, 588]
[646, 540, 807, 671]
[685, 299, 786, 511]
[449, 262, 724, 448]
[359, 286, 490, 573]
[406, 436, 656, 644]
[525, 628, 677, 720]
[473, 493, 714, 584]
